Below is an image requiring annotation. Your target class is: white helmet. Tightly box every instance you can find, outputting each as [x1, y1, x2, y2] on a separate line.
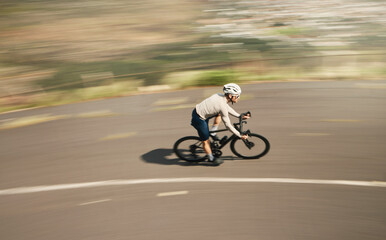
[223, 83, 242, 96]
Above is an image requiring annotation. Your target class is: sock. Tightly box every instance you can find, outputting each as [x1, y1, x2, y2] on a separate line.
[207, 154, 214, 161]
[210, 125, 219, 136]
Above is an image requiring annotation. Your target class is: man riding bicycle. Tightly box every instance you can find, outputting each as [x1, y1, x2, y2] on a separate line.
[191, 83, 250, 166]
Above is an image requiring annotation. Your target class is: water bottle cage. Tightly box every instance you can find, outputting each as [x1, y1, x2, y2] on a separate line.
[219, 136, 228, 145]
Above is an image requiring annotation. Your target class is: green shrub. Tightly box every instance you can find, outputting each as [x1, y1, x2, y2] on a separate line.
[196, 70, 238, 86]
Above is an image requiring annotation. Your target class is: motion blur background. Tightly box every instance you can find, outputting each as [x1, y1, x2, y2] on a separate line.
[0, 0, 385, 111]
[1, 2, 386, 240]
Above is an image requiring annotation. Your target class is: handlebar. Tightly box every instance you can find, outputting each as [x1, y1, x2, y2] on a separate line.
[234, 111, 251, 135]
[239, 111, 251, 120]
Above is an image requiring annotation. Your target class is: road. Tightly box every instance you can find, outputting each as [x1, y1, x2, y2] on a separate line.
[1, 80, 385, 240]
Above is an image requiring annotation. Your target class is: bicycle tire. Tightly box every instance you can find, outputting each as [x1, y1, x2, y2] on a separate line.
[173, 136, 207, 162]
[230, 133, 270, 159]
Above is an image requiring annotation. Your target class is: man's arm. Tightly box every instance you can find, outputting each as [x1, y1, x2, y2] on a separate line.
[226, 104, 240, 118]
[220, 111, 241, 138]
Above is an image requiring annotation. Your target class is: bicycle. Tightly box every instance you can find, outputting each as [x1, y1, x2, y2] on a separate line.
[173, 111, 270, 162]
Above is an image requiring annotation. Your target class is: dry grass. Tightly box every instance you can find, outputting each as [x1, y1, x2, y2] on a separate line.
[0, 0, 203, 62]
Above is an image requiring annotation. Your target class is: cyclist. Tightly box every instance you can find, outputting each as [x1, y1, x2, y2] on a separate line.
[191, 83, 249, 166]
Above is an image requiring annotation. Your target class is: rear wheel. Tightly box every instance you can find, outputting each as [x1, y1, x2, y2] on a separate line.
[173, 136, 207, 162]
[230, 133, 270, 159]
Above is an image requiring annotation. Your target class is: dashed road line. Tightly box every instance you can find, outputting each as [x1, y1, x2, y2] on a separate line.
[321, 119, 361, 123]
[152, 104, 195, 112]
[157, 191, 189, 197]
[0, 118, 16, 123]
[294, 133, 331, 136]
[76, 110, 118, 118]
[78, 199, 112, 206]
[0, 110, 119, 130]
[99, 132, 137, 141]
[153, 97, 189, 106]
[0, 114, 70, 130]
[0, 178, 385, 196]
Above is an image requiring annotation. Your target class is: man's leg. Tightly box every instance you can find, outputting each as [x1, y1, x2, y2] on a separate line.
[203, 139, 222, 165]
[210, 114, 221, 137]
[191, 110, 222, 165]
[202, 139, 212, 160]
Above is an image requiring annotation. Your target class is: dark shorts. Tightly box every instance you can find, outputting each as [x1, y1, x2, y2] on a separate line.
[191, 109, 211, 141]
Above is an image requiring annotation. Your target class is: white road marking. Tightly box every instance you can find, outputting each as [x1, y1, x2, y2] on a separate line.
[321, 119, 361, 123]
[0, 178, 385, 196]
[153, 97, 189, 106]
[294, 133, 331, 136]
[152, 104, 195, 112]
[0, 114, 70, 130]
[0, 118, 16, 123]
[76, 110, 118, 118]
[157, 191, 189, 197]
[99, 132, 137, 141]
[0, 110, 119, 130]
[79, 199, 112, 206]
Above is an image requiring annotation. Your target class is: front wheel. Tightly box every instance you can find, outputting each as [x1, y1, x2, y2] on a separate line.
[230, 133, 270, 159]
[173, 136, 207, 162]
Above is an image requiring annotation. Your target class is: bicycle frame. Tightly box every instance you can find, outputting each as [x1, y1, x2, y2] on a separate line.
[209, 129, 237, 149]
[209, 112, 250, 149]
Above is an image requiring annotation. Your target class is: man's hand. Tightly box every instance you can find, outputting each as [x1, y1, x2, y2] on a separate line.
[242, 112, 251, 119]
[241, 135, 249, 140]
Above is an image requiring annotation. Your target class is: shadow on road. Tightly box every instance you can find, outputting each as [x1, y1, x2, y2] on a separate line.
[141, 148, 237, 167]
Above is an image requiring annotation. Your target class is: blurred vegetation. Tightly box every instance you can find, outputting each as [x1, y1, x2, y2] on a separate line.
[0, 0, 385, 113]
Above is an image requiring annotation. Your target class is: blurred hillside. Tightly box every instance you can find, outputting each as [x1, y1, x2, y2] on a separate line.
[0, 0, 385, 112]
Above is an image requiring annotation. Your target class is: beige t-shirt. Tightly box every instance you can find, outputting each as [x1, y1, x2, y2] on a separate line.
[195, 93, 241, 137]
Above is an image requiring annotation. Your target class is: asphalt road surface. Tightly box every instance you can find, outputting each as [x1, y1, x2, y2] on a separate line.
[1, 80, 385, 240]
